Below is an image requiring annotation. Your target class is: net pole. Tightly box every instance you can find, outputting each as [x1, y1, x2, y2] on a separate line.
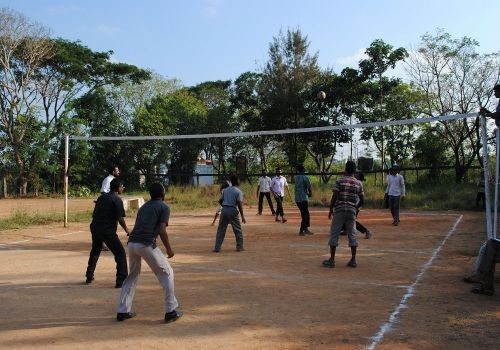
[481, 115, 492, 239]
[64, 135, 69, 228]
[495, 128, 500, 238]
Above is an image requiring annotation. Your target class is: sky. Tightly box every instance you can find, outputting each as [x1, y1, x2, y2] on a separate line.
[1, 0, 499, 87]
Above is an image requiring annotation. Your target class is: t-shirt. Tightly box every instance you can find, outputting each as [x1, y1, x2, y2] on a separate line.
[386, 174, 405, 196]
[90, 192, 126, 235]
[332, 175, 363, 213]
[128, 199, 170, 248]
[271, 176, 288, 197]
[100, 174, 115, 193]
[258, 176, 272, 193]
[294, 174, 311, 202]
[221, 186, 244, 207]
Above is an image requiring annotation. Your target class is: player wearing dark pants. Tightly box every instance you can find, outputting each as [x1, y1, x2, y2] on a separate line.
[85, 179, 130, 287]
[323, 161, 364, 268]
[294, 164, 313, 235]
[213, 175, 246, 252]
[258, 192, 275, 215]
[257, 170, 275, 215]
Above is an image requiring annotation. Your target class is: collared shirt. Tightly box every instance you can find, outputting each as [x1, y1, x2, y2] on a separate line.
[294, 174, 311, 202]
[128, 199, 170, 248]
[100, 174, 115, 193]
[271, 175, 288, 197]
[90, 192, 126, 235]
[333, 175, 363, 213]
[258, 176, 272, 193]
[221, 186, 244, 207]
[386, 174, 405, 196]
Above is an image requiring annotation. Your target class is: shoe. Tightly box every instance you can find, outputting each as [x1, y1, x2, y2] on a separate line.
[322, 259, 335, 268]
[365, 230, 372, 239]
[85, 276, 94, 284]
[304, 230, 314, 235]
[463, 275, 480, 284]
[347, 259, 357, 268]
[212, 249, 220, 253]
[165, 310, 183, 323]
[117, 312, 136, 321]
[299, 231, 305, 236]
[257, 212, 262, 215]
[236, 246, 245, 252]
[275, 217, 280, 222]
[282, 218, 287, 223]
[115, 281, 124, 288]
[471, 286, 494, 296]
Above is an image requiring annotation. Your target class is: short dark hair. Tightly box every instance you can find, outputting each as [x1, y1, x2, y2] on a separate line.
[110, 178, 123, 192]
[494, 84, 500, 91]
[345, 160, 356, 174]
[296, 164, 305, 172]
[230, 174, 239, 186]
[149, 182, 165, 200]
[109, 165, 118, 174]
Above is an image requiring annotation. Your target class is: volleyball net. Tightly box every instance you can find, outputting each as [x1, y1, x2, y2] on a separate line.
[63, 112, 498, 240]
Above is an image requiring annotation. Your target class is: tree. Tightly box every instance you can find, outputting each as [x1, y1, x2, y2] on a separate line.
[259, 28, 322, 170]
[0, 7, 53, 195]
[357, 39, 408, 171]
[189, 80, 235, 175]
[406, 29, 500, 182]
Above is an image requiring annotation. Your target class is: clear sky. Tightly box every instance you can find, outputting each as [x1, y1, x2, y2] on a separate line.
[1, 0, 498, 86]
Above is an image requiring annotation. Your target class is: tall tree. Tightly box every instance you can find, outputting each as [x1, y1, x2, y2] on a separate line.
[189, 80, 235, 175]
[406, 29, 500, 182]
[357, 39, 408, 171]
[260, 28, 322, 169]
[0, 7, 53, 195]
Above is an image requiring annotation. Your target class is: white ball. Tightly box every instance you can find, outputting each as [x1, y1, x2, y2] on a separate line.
[317, 91, 326, 100]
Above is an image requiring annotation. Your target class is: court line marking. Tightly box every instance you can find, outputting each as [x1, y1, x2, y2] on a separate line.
[181, 265, 410, 290]
[0, 231, 83, 247]
[365, 214, 463, 350]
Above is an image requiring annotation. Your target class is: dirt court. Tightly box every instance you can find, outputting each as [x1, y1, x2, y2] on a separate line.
[0, 198, 499, 349]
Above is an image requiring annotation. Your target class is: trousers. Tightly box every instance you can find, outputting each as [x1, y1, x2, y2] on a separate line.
[118, 242, 178, 314]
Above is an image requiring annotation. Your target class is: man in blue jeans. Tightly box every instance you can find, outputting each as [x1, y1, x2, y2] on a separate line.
[213, 174, 247, 252]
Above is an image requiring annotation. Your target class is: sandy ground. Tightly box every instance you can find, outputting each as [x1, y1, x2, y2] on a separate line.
[0, 198, 499, 349]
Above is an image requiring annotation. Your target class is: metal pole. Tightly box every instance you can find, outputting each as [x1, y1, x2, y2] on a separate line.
[481, 115, 492, 239]
[495, 128, 500, 238]
[64, 135, 69, 227]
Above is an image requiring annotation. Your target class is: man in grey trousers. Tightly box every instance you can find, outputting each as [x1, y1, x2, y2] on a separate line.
[117, 182, 182, 323]
[213, 174, 247, 252]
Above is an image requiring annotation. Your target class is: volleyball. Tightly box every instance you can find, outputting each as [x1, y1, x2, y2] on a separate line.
[317, 90, 326, 101]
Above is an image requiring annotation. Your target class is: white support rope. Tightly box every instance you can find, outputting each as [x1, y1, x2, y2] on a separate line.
[68, 112, 478, 141]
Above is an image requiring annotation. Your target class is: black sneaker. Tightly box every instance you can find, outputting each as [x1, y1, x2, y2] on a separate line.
[85, 276, 94, 284]
[117, 312, 136, 321]
[115, 281, 124, 288]
[165, 310, 183, 323]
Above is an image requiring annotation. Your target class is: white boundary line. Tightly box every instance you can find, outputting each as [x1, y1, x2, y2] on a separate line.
[0, 231, 83, 247]
[365, 214, 463, 350]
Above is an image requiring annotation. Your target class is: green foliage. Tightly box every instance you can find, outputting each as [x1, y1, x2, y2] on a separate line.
[0, 209, 92, 231]
[69, 185, 92, 198]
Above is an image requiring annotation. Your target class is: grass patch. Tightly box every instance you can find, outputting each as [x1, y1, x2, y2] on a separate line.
[0, 209, 93, 231]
